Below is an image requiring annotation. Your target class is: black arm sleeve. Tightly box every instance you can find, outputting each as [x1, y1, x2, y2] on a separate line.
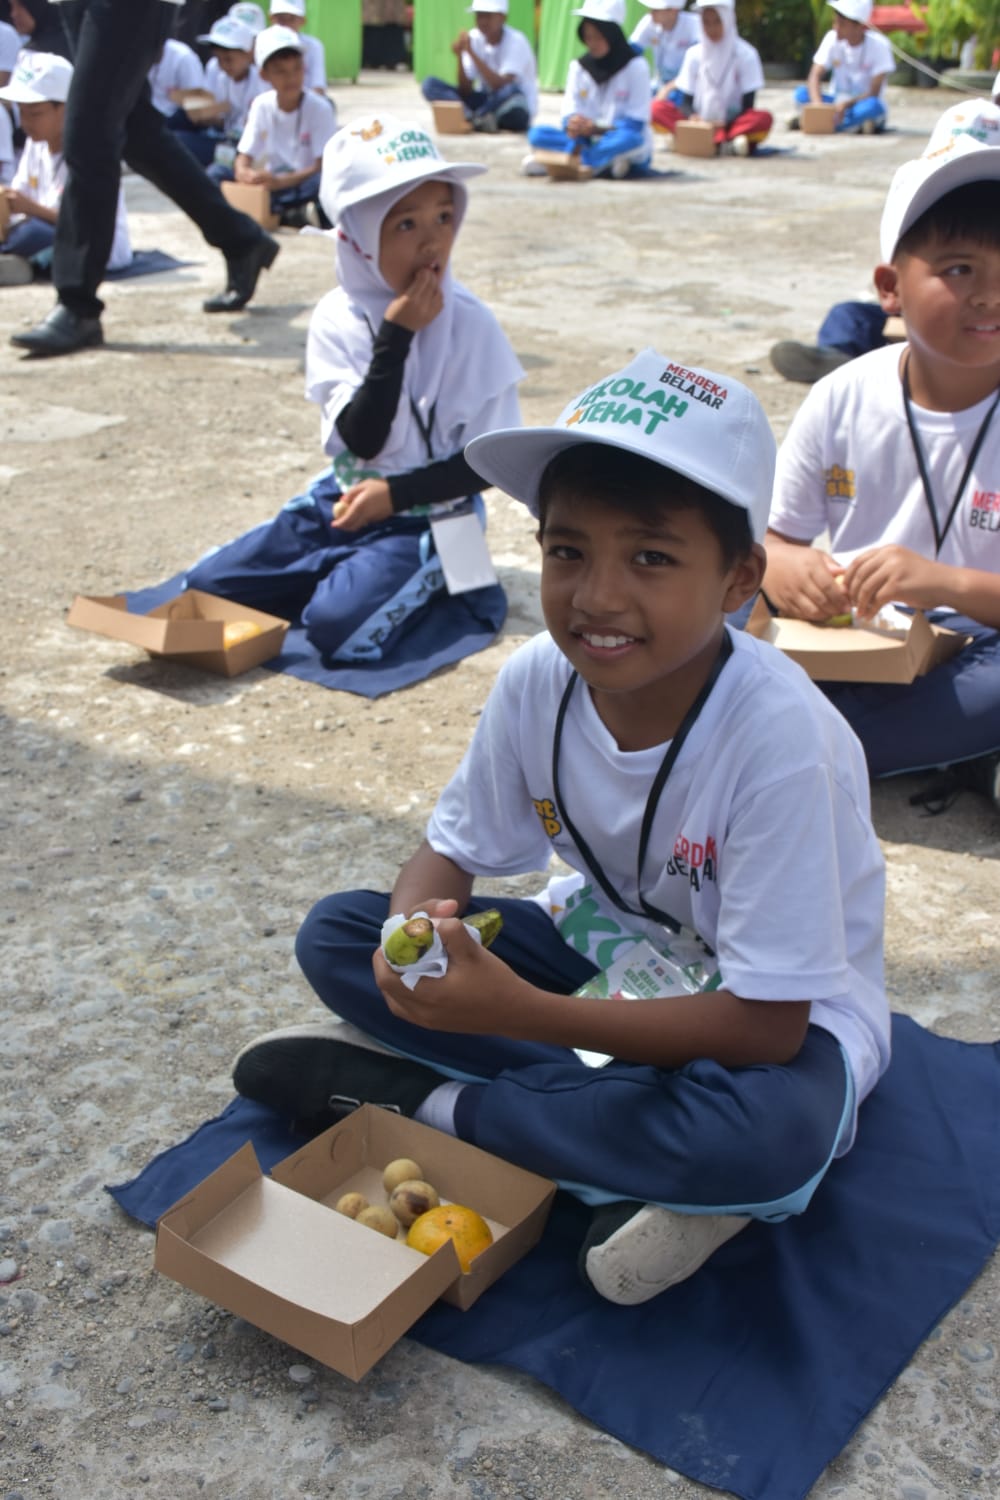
[387, 452, 485, 513]
[741, 91, 756, 111]
[333, 318, 414, 459]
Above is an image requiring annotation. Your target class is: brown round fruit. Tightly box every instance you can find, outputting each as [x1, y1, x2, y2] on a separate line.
[389, 1179, 440, 1227]
[382, 1157, 424, 1194]
[356, 1205, 400, 1239]
[335, 1192, 369, 1220]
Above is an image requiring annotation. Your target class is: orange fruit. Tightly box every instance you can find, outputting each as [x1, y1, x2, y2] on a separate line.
[222, 620, 262, 648]
[406, 1203, 493, 1273]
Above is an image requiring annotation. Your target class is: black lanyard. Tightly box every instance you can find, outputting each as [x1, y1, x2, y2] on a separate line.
[409, 397, 438, 461]
[902, 357, 1000, 557]
[550, 632, 733, 934]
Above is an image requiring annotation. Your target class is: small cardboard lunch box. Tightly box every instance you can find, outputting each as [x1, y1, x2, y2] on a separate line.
[801, 103, 837, 135]
[430, 100, 473, 135]
[66, 589, 289, 677]
[746, 597, 969, 684]
[154, 1106, 556, 1381]
[221, 180, 280, 231]
[674, 119, 717, 158]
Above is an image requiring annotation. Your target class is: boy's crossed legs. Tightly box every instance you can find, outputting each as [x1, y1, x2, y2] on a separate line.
[234, 891, 853, 1304]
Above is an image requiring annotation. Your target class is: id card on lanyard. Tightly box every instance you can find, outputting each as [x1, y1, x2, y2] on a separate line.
[410, 396, 497, 595]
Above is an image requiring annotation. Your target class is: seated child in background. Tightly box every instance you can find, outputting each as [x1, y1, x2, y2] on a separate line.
[421, 2, 538, 135]
[172, 15, 265, 169]
[0, 88, 12, 184]
[653, 0, 772, 156]
[0, 53, 131, 286]
[524, 0, 652, 179]
[267, 0, 329, 97]
[630, 0, 700, 104]
[186, 116, 523, 663]
[147, 35, 206, 122]
[0, 17, 19, 88]
[215, 24, 337, 227]
[232, 347, 889, 1307]
[790, 0, 893, 136]
[764, 135, 1000, 810]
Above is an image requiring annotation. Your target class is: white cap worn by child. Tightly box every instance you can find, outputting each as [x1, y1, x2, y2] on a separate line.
[639, 0, 688, 9]
[926, 97, 1000, 153]
[466, 348, 777, 542]
[880, 132, 1000, 261]
[829, 0, 873, 22]
[229, 3, 268, 33]
[270, 0, 306, 14]
[572, 0, 627, 24]
[319, 114, 485, 227]
[0, 51, 73, 104]
[254, 23, 303, 69]
[198, 16, 256, 51]
[467, 0, 509, 11]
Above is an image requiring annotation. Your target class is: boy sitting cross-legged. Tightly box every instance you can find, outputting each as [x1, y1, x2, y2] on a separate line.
[233, 349, 890, 1306]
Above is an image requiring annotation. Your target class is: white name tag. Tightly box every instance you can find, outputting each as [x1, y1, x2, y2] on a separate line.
[430, 508, 498, 595]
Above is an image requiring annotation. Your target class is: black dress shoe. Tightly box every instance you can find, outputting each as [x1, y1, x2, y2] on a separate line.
[203, 233, 279, 313]
[10, 303, 104, 357]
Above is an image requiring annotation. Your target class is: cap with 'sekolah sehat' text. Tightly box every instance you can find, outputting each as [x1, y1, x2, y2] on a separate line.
[270, 0, 306, 16]
[465, 349, 777, 542]
[880, 131, 1000, 260]
[829, 0, 873, 24]
[572, 0, 626, 25]
[926, 96, 1000, 153]
[197, 16, 255, 51]
[0, 51, 73, 105]
[319, 114, 485, 227]
[228, 3, 268, 32]
[255, 24, 303, 68]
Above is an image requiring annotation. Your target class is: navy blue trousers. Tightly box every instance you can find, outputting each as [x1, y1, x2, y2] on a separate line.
[295, 890, 854, 1215]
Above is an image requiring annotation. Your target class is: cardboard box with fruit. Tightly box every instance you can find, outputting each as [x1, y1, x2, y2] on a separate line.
[154, 1105, 556, 1380]
[66, 589, 289, 677]
[746, 597, 969, 684]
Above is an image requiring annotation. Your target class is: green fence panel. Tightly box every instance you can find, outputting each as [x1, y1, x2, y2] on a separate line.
[538, 0, 648, 91]
[306, 0, 362, 83]
[414, 0, 538, 85]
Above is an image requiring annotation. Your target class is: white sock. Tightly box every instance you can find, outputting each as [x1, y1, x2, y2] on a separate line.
[413, 1080, 464, 1136]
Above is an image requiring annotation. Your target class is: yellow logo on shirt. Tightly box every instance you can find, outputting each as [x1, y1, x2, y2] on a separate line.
[825, 464, 855, 500]
[532, 797, 562, 838]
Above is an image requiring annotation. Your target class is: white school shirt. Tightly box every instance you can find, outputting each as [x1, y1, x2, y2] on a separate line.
[0, 19, 20, 74]
[770, 344, 1000, 596]
[461, 24, 538, 119]
[299, 32, 328, 93]
[237, 88, 337, 171]
[11, 138, 132, 269]
[147, 38, 205, 115]
[673, 37, 764, 118]
[812, 27, 894, 104]
[204, 57, 268, 135]
[0, 100, 13, 184]
[426, 628, 889, 1141]
[630, 10, 701, 84]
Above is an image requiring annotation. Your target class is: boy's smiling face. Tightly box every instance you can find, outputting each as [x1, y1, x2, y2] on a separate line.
[538, 489, 763, 747]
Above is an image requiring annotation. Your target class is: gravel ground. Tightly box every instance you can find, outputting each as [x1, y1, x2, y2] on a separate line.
[0, 71, 997, 1500]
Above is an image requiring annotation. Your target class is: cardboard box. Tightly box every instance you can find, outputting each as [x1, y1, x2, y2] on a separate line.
[221, 180, 280, 231]
[674, 120, 717, 158]
[530, 148, 594, 181]
[746, 597, 969, 683]
[801, 103, 837, 134]
[173, 88, 222, 114]
[66, 590, 289, 677]
[431, 100, 472, 135]
[0, 192, 10, 243]
[155, 1106, 556, 1380]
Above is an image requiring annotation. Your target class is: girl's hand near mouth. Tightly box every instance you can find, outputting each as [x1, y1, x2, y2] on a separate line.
[386, 266, 445, 333]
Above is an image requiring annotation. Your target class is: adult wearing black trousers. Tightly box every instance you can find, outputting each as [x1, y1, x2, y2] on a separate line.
[12, 0, 279, 357]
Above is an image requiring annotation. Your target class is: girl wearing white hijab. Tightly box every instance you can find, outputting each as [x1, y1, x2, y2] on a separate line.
[187, 116, 524, 669]
[653, 0, 772, 155]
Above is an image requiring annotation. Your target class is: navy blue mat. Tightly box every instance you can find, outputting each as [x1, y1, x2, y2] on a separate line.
[125, 572, 507, 699]
[106, 249, 195, 280]
[109, 1015, 1000, 1500]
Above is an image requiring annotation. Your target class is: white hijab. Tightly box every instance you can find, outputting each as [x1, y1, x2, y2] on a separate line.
[307, 133, 523, 477]
[696, 1, 739, 125]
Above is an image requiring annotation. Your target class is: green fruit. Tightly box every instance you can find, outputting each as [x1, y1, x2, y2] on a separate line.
[464, 909, 503, 949]
[383, 916, 435, 966]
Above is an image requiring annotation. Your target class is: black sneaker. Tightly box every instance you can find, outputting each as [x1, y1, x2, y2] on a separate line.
[232, 1020, 445, 1133]
[769, 340, 852, 384]
[909, 752, 1000, 815]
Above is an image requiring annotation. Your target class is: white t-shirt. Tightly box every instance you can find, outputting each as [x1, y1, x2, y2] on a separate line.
[461, 24, 538, 118]
[813, 27, 894, 103]
[204, 57, 268, 135]
[426, 628, 890, 1139]
[147, 38, 205, 115]
[770, 344, 1000, 592]
[237, 88, 337, 172]
[630, 10, 701, 84]
[674, 37, 764, 118]
[563, 53, 652, 130]
[299, 32, 327, 93]
[0, 19, 20, 74]
[11, 138, 132, 269]
[0, 100, 13, 184]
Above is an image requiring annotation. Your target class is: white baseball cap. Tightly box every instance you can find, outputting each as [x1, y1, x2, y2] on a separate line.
[0, 50, 73, 104]
[572, 0, 626, 24]
[255, 23, 303, 68]
[198, 16, 255, 51]
[319, 114, 485, 227]
[830, 0, 872, 23]
[467, 0, 509, 13]
[880, 132, 1000, 260]
[229, 2, 268, 32]
[640, 0, 688, 10]
[926, 97, 1000, 153]
[466, 349, 776, 542]
[270, 0, 306, 15]
[693, 0, 735, 10]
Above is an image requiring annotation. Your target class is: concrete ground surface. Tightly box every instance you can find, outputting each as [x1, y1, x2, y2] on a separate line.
[0, 70, 997, 1500]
